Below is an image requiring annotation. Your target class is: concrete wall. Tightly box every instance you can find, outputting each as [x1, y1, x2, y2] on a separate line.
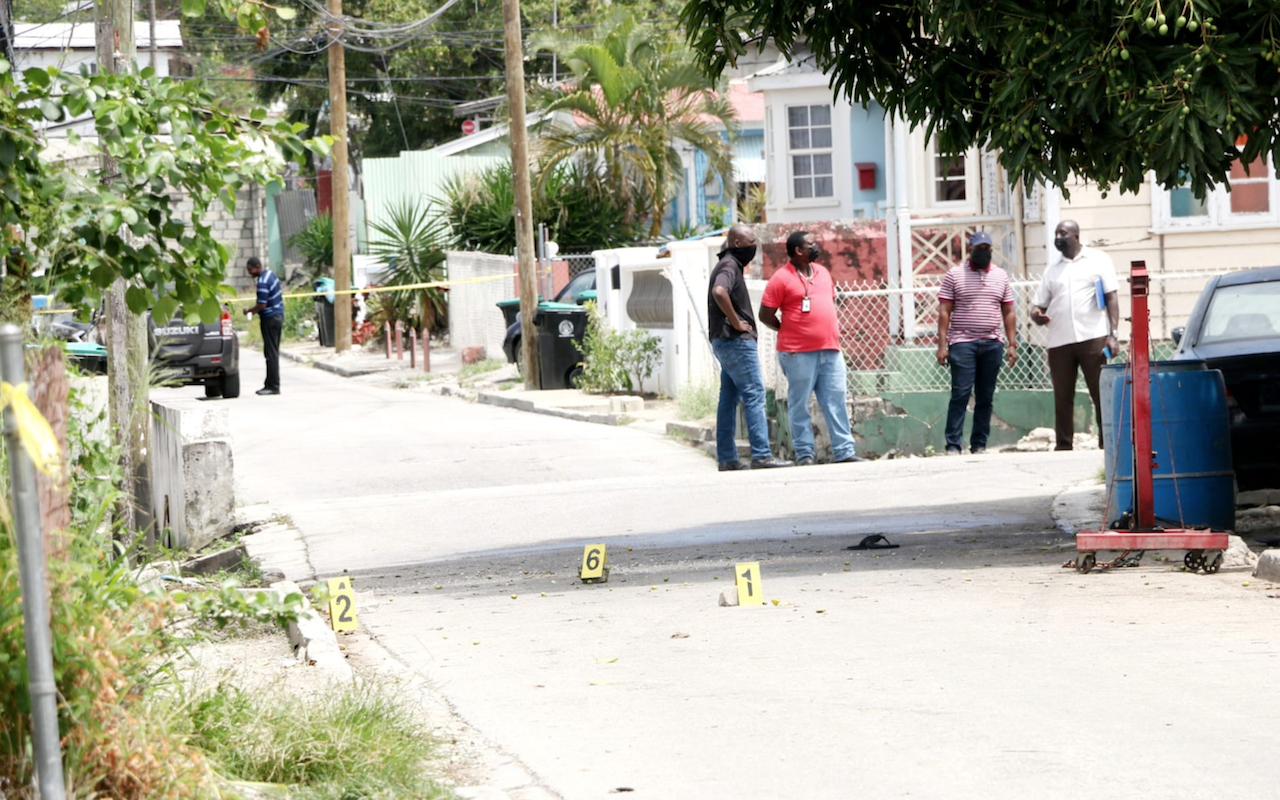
[150, 397, 235, 551]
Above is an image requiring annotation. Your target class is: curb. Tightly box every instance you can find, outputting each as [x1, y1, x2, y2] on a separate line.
[272, 579, 353, 682]
[279, 348, 401, 378]
[474, 390, 620, 426]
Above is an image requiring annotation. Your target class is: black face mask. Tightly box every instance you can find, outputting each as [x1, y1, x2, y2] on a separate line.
[806, 244, 821, 261]
[727, 245, 757, 266]
[1054, 236, 1070, 253]
[970, 249, 992, 269]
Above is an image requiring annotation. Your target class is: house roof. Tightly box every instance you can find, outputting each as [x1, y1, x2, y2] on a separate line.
[722, 80, 763, 125]
[748, 47, 822, 80]
[14, 20, 183, 50]
[427, 110, 553, 157]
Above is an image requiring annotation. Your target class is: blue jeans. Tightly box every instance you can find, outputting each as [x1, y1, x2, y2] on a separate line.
[711, 337, 772, 463]
[945, 339, 1005, 451]
[778, 349, 856, 461]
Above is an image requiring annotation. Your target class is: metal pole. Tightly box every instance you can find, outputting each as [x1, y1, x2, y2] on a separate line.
[422, 329, 430, 373]
[1129, 262, 1155, 531]
[409, 328, 416, 369]
[0, 324, 67, 800]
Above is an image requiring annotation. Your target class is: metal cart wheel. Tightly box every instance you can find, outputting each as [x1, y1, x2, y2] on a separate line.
[1203, 553, 1224, 574]
[1076, 553, 1097, 574]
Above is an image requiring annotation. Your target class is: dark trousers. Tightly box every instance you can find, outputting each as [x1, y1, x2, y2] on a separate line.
[945, 339, 1005, 451]
[1047, 336, 1107, 450]
[261, 314, 283, 391]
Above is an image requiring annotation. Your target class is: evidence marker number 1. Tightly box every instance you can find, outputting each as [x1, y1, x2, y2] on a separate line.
[327, 576, 358, 632]
[580, 544, 608, 583]
[735, 562, 763, 606]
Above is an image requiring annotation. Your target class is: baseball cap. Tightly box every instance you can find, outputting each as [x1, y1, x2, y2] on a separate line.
[969, 231, 993, 248]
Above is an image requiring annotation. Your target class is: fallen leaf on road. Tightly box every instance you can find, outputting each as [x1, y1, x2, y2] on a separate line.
[771, 599, 780, 606]
[671, 633, 689, 639]
[816, 609, 826, 614]
[589, 681, 611, 686]
[595, 657, 619, 663]
[510, 594, 518, 599]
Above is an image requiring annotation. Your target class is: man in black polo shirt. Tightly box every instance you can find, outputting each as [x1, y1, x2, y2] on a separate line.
[708, 224, 792, 472]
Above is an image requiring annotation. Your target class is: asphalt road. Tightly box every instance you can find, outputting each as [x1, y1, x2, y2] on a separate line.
[204, 355, 1280, 800]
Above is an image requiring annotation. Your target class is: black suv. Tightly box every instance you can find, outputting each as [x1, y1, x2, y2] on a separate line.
[149, 305, 241, 398]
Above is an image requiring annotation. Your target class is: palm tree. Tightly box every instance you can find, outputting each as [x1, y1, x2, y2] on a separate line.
[368, 200, 449, 332]
[531, 14, 738, 239]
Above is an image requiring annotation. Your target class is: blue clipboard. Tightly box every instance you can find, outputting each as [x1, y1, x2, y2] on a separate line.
[1094, 277, 1106, 309]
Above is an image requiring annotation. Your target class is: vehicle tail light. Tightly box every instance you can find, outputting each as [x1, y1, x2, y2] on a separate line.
[221, 309, 233, 338]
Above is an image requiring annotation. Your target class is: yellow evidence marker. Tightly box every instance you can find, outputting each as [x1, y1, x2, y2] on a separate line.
[735, 562, 763, 606]
[580, 544, 608, 583]
[327, 576, 358, 632]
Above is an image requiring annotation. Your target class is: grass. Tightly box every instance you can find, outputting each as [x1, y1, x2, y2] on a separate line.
[457, 358, 506, 384]
[188, 680, 454, 800]
[675, 379, 719, 421]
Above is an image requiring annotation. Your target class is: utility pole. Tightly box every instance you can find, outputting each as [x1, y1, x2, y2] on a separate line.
[328, 0, 352, 352]
[148, 0, 157, 69]
[97, 0, 154, 545]
[502, 0, 539, 389]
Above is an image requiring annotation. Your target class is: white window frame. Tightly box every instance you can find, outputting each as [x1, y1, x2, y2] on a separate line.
[785, 103, 836, 203]
[1151, 157, 1280, 233]
[908, 131, 980, 215]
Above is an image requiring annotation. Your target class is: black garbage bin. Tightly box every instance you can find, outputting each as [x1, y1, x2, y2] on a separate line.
[534, 302, 588, 389]
[314, 278, 335, 347]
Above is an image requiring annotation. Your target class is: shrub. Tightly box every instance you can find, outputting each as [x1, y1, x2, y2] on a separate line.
[287, 212, 334, 285]
[577, 301, 662, 394]
[441, 161, 640, 254]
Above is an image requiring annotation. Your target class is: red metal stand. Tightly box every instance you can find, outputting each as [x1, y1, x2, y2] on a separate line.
[1073, 261, 1229, 573]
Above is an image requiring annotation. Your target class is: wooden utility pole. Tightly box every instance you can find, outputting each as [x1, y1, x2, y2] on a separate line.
[502, 0, 540, 389]
[328, 0, 352, 352]
[97, 0, 155, 545]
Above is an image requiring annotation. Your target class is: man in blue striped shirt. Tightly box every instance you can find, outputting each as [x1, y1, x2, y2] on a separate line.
[244, 256, 285, 395]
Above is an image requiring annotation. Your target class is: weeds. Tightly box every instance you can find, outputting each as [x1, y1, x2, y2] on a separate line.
[458, 359, 505, 384]
[675, 379, 718, 421]
[188, 681, 453, 800]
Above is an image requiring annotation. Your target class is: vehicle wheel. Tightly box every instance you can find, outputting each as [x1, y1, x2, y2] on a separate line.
[566, 365, 584, 388]
[513, 337, 524, 373]
[204, 379, 223, 398]
[221, 371, 241, 399]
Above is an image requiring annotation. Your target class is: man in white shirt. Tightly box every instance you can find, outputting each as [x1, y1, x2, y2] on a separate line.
[1031, 220, 1120, 450]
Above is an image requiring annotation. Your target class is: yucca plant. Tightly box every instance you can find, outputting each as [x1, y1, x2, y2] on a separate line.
[368, 200, 449, 333]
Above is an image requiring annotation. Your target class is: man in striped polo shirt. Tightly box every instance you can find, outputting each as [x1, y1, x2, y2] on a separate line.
[935, 231, 1018, 455]
[244, 256, 285, 395]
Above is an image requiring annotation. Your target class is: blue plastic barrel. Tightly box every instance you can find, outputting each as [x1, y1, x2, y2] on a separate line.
[1100, 361, 1235, 531]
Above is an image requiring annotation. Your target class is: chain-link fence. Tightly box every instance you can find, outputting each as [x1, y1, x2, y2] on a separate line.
[830, 270, 1235, 397]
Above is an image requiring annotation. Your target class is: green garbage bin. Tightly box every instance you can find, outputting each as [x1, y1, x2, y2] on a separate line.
[534, 302, 588, 389]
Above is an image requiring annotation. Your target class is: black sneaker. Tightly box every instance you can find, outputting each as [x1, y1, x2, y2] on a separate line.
[796, 455, 816, 466]
[945, 447, 962, 456]
[971, 446, 987, 455]
[750, 456, 793, 469]
[834, 454, 867, 463]
[256, 387, 280, 396]
[718, 460, 747, 472]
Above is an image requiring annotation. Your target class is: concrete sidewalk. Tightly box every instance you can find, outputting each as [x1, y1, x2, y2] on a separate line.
[278, 339, 463, 378]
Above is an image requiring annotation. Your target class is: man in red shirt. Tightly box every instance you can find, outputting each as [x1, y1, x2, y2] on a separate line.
[936, 231, 1018, 455]
[759, 231, 864, 465]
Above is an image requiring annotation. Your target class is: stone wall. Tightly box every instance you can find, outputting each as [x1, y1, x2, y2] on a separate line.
[171, 184, 269, 297]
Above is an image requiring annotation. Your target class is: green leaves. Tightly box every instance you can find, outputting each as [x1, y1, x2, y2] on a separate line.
[275, 5, 297, 20]
[681, 0, 1280, 196]
[180, 0, 207, 16]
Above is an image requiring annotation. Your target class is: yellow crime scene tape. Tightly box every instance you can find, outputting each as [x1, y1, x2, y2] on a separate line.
[0, 382, 61, 475]
[34, 272, 518, 314]
[230, 272, 514, 305]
